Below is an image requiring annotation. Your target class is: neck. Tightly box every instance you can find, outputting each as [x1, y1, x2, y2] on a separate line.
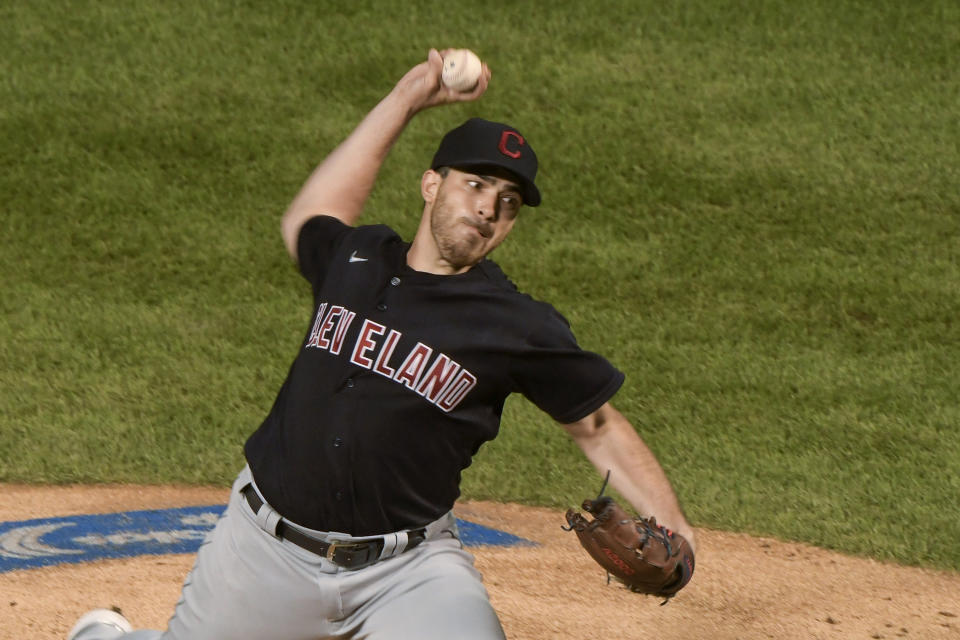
[406, 237, 472, 275]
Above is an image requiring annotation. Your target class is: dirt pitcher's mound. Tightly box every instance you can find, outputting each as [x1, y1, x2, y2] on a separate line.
[2, 484, 958, 639]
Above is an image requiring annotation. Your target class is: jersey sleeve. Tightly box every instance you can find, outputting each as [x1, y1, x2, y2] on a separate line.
[297, 215, 354, 285]
[513, 307, 625, 424]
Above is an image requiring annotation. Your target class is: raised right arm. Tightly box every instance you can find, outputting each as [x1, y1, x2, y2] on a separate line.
[280, 48, 491, 260]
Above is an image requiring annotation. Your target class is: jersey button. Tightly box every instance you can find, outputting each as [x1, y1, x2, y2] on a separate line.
[333, 437, 343, 448]
[345, 378, 355, 388]
[335, 491, 344, 501]
[390, 276, 401, 286]
[377, 303, 387, 312]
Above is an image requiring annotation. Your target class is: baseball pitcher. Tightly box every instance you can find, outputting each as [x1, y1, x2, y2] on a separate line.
[68, 48, 695, 640]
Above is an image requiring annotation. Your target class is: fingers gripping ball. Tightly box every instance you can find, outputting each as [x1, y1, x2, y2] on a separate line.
[564, 479, 695, 602]
[442, 49, 483, 92]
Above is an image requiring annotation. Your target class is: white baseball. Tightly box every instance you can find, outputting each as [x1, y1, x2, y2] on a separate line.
[441, 49, 482, 92]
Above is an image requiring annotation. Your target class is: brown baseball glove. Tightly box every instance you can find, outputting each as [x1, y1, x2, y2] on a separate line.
[564, 475, 695, 603]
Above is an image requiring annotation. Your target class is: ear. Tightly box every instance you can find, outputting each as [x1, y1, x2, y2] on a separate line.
[421, 169, 443, 204]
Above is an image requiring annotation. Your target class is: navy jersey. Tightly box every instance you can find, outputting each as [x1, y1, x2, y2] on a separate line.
[244, 215, 624, 535]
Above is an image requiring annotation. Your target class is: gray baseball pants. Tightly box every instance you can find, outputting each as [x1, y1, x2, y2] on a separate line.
[73, 467, 506, 639]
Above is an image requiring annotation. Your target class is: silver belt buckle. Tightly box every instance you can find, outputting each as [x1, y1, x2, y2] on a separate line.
[325, 539, 365, 559]
[324, 540, 343, 561]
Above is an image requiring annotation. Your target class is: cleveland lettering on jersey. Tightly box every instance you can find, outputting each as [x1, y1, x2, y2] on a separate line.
[306, 302, 477, 412]
[305, 303, 358, 355]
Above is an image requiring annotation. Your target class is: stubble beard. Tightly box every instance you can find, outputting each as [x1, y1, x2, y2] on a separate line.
[429, 191, 487, 271]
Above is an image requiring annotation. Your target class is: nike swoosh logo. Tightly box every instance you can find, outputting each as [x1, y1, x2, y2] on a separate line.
[349, 250, 369, 263]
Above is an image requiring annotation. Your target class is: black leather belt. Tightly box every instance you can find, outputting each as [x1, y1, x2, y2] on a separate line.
[240, 484, 427, 569]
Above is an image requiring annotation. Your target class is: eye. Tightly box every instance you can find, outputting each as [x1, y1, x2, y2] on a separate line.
[467, 180, 482, 189]
[501, 194, 520, 208]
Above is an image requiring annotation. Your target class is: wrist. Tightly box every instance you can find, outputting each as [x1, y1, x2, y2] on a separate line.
[379, 87, 419, 123]
[386, 60, 442, 119]
[678, 526, 697, 554]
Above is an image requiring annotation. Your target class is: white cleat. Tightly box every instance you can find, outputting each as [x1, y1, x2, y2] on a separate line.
[67, 608, 133, 640]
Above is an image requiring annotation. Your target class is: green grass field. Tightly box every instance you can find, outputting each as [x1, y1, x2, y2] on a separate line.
[2, 0, 958, 570]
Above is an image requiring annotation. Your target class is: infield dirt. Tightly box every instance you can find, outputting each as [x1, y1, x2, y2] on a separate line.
[2, 484, 958, 639]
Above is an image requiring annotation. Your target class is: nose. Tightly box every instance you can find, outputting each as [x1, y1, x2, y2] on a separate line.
[476, 191, 499, 221]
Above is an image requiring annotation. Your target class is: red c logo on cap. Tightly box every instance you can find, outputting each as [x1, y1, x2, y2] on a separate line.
[498, 131, 524, 159]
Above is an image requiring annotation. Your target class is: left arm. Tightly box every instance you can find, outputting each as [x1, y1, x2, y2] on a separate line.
[563, 401, 697, 553]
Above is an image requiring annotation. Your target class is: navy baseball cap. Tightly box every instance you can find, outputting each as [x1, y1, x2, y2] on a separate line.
[431, 118, 541, 207]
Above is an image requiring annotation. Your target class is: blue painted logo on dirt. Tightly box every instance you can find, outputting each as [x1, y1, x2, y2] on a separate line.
[0, 506, 533, 573]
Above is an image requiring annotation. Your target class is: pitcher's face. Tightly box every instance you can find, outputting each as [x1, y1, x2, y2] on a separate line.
[426, 168, 523, 271]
